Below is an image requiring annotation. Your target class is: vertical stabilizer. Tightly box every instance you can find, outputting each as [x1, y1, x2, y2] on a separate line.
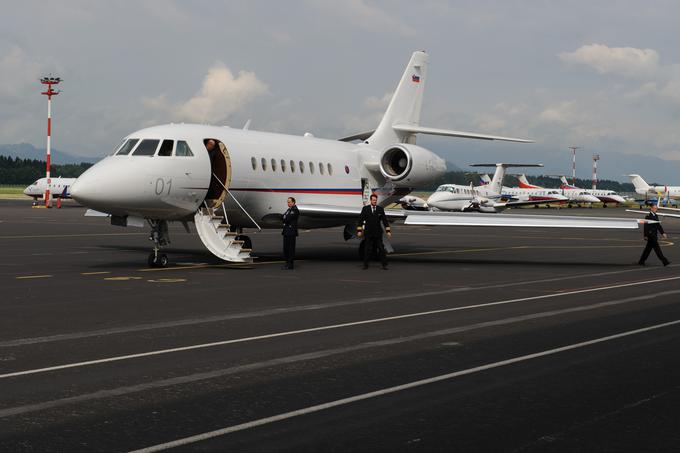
[628, 174, 650, 191]
[488, 164, 506, 195]
[367, 51, 428, 148]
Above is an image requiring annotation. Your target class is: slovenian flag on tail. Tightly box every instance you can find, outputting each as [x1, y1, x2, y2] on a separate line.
[412, 74, 420, 83]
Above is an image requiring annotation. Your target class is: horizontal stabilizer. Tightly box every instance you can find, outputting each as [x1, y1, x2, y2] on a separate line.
[392, 124, 533, 143]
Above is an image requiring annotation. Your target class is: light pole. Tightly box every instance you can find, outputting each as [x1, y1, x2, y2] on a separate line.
[40, 76, 61, 208]
[592, 154, 600, 190]
[569, 146, 580, 186]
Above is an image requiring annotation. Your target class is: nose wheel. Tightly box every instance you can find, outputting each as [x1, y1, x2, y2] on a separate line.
[147, 219, 170, 268]
[148, 250, 168, 268]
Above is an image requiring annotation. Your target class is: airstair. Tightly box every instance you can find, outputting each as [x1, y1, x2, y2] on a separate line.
[194, 203, 253, 263]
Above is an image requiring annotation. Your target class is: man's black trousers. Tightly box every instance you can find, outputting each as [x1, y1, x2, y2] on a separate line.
[283, 236, 296, 268]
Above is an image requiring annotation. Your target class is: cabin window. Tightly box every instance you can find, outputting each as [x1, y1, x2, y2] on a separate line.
[175, 141, 194, 157]
[251, 157, 257, 170]
[157, 139, 174, 157]
[327, 163, 333, 175]
[290, 160, 295, 173]
[115, 138, 139, 155]
[309, 162, 314, 174]
[261, 158, 267, 171]
[281, 159, 286, 173]
[319, 162, 325, 175]
[271, 158, 277, 171]
[133, 139, 160, 156]
[299, 161, 304, 174]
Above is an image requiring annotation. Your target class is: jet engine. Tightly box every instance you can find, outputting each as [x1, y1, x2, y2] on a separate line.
[379, 144, 446, 187]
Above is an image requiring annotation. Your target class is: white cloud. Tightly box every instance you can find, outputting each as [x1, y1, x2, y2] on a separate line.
[559, 44, 660, 78]
[144, 63, 268, 124]
[306, 0, 415, 36]
[0, 45, 43, 102]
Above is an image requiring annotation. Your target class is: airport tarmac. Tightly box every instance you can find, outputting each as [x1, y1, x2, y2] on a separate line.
[1, 199, 679, 452]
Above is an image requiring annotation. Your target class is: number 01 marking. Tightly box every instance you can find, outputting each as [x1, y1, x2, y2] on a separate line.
[155, 178, 172, 196]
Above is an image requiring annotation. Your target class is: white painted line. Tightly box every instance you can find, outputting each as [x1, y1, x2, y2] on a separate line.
[129, 318, 680, 452]
[2, 275, 680, 380]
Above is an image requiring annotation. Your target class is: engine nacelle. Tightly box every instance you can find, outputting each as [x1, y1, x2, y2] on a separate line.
[379, 144, 446, 187]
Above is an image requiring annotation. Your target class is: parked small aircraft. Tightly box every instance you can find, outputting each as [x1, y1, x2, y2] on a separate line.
[24, 177, 76, 205]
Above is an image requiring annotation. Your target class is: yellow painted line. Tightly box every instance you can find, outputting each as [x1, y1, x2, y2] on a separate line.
[391, 246, 529, 257]
[15, 275, 52, 280]
[0, 233, 146, 240]
[147, 278, 187, 283]
[81, 271, 111, 275]
[103, 276, 143, 281]
[138, 260, 285, 272]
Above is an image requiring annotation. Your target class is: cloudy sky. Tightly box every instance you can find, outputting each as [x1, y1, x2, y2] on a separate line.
[2, 1, 680, 180]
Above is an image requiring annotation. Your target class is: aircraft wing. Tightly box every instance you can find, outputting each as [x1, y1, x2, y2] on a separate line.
[626, 209, 680, 219]
[298, 204, 644, 229]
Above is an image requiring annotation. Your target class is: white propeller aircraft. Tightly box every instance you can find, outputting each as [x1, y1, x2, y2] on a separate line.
[70, 51, 645, 267]
[24, 177, 76, 204]
[424, 163, 570, 212]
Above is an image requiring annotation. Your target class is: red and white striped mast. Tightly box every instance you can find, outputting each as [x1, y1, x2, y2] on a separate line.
[569, 146, 580, 186]
[592, 154, 600, 190]
[40, 76, 61, 208]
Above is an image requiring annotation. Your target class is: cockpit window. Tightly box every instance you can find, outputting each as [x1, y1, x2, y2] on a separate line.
[115, 138, 139, 155]
[157, 140, 174, 157]
[132, 139, 160, 156]
[175, 141, 194, 157]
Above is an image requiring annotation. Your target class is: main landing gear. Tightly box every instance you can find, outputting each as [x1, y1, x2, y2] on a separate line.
[148, 219, 170, 267]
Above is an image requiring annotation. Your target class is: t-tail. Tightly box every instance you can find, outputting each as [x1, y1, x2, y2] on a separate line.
[471, 164, 544, 195]
[358, 51, 533, 149]
[628, 174, 650, 192]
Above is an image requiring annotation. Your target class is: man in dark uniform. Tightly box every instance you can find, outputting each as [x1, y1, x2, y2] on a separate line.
[357, 193, 391, 270]
[639, 203, 670, 266]
[282, 197, 299, 270]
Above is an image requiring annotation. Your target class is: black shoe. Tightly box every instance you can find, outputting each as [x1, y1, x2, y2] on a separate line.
[638, 262, 645, 266]
[362, 264, 369, 270]
[664, 261, 671, 267]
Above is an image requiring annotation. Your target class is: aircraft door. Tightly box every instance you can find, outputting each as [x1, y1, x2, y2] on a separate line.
[361, 178, 370, 205]
[204, 139, 232, 208]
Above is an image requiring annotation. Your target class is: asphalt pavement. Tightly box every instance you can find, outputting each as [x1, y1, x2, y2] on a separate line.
[1, 199, 679, 452]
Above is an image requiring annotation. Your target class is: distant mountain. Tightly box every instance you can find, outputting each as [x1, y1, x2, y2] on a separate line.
[0, 143, 95, 164]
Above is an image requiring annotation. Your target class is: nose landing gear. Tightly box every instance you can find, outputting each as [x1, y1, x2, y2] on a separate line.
[148, 219, 170, 268]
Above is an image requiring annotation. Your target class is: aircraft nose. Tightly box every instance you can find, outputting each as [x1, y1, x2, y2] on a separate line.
[71, 163, 107, 208]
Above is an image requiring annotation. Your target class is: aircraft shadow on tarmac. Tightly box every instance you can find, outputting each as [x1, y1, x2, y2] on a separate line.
[91, 244, 642, 269]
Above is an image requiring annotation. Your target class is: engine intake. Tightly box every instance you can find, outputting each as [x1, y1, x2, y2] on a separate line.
[379, 144, 446, 187]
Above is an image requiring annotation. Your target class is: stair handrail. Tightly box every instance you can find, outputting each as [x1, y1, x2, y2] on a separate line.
[211, 173, 262, 231]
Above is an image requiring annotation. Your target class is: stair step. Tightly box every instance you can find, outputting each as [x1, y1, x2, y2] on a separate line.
[240, 248, 252, 253]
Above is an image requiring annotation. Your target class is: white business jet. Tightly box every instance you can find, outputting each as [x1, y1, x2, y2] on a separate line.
[425, 164, 569, 212]
[24, 177, 76, 204]
[497, 174, 568, 205]
[70, 51, 644, 267]
[628, 174, 680, 204]
[559, 176, 625, 206]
